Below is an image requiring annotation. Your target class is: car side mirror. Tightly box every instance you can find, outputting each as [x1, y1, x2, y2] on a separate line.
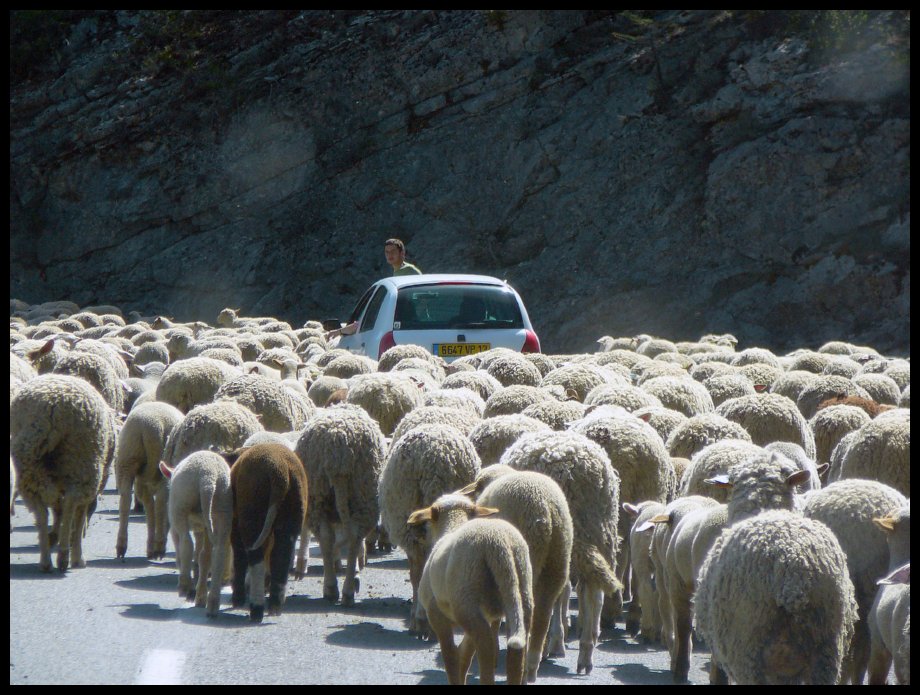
[322, 318, 343, 331]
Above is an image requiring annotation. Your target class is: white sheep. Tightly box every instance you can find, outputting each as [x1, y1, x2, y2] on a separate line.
[407, 494, 534, 685]
[10, 374, 116, 571]
[809, 404, 871, 472]
[521, 398, 586, 430]
[796, 374, 872, 419]
[641, 375, 714, 418]
[485, 353, 543, 387]
[344, 372, 424, 437]
[703, 372, 757, 407]
[161, 400, 264, 468]
[716, 392, 817, 459]
[500, 429, 622, 675]
[155, 356, 241, 413]
[803, 480, 908, 684]
[482, 384, 559, 417]
[678, 439, 764, 500]
[464, 468, 574, 682]
[867, 505, 910, 685]
[440, 369, 503, 402]
[695, 510, 858, 684]
[666, 412, 753, 459]
[157, 450, 232, 617]
[836, 415, 910, 496]
[631, 405, 688, 445]
[114, 401, 184, 560]
[378, 423, 481, 633]
[622, 500, 666, 642]
[583, 382, 662, 412]
[467, 413, 551, 467]
[294, 407, 385, 606]
[214, 373, 315, 432]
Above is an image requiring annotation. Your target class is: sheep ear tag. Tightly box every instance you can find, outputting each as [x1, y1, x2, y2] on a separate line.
[705, 474, 732, 488]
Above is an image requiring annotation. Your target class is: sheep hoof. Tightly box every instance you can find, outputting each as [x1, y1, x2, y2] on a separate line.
[341, 593, 355, 607]
[294, 558, 306, 581]
[249, 604, 264, 623]
[56, 549, 70, 573]
[40, 560, 53, 573]
[323, 584, 340, 603]
[116, 543, 127, 559]
[353, 576, 361, 594]
[186, 588, 197, 602]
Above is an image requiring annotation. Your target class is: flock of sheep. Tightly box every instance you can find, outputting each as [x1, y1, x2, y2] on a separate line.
[9, 298, 911, 685]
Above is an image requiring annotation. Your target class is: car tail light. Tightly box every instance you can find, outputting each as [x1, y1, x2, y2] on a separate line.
[378, 331, 396, 359]
[521, 330, 541, 354]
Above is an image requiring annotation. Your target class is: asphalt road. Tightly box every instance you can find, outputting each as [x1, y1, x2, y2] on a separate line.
[10, 482, 714, 685]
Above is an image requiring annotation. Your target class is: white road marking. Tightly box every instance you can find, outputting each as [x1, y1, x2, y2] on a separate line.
[135, 648, 187, 685]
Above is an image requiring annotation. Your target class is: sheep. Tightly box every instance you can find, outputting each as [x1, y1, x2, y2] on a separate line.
[769, 369, 819, 403]
[852, 372, 903, 406]
[378, 422, 482, 632]
[815, 393, 896, 418]
[868, 505, 911, 685]
[882, 360, 910, 392]
[161, 400, 264, 468]
[899, 385, 910, 408]
[391, 405, 481, 445]
[392, 356, 447, 384]
[665, 412, 753, 459]
[500, 429, 622, 675]
[695, 510, 858, 684]
[716, 392, 816, 460]
[689, 360, 736, 383]
[344, 372, 424, 437]
[835, 415, 910, 496]
[622, 500, 666, 642]
[569, 412, 672, 617]
[661, 452, 809, 682]
[155, 357, 241, 413]
[50, 349, 126, 413]
[10, 374, 116, 572]
[482, 384, 558, 417]
[678, 439, 764, 500]
[214, 373, 315, 433]
[521, 398, 586, 430]
[809, 404, 872, 472]
[407, 494, 534, 685]
[641, 376, 714, 418]
[524, 351, 558, 377]
[703, 372, 757, 407]
[294, 407, 385, 606]
[377, 343, 437, 372]
[157, 450, 232, 617]
[796, 375, 873, 419]
[631, 405, 687, 445]
[584, 383, 662, 412]
[633, 360, 689, 385]
[540, 363, 610, 403]
[114, 401, 184, 560]
[441, 369, 503, 402]
[462, 468, 574, 682]
[422, 387, 485, 417]
[306, 374, 347, 407]
[485, 353, 543, 387]
[802, 480, 908, 684]
[323, 353, 376, 379]
[227, 443, 309, 622]
[636, 336, 678, 359]
[468, 413, 551, 467]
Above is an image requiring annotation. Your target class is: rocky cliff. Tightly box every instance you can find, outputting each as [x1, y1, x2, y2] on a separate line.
[9, 10, 911, 354]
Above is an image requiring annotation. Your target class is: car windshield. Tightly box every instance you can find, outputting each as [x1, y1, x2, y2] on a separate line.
[394, 284, 524, 330]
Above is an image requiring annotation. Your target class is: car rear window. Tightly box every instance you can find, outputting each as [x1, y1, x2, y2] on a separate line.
[394, 284, 524, 330]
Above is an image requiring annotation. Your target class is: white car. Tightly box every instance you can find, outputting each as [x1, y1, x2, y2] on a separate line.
[332, 274, 541, 360]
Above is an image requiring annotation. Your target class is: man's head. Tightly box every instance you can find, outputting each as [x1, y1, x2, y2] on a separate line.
[384, 238, 406, 270]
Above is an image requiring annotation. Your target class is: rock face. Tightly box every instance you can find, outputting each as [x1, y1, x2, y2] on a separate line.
[9, 10, 910, 354]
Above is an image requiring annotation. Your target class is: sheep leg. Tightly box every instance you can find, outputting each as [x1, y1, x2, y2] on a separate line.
[173, 522, 195, 599]
[504, 618, 527, 686]
[576, 583, 604, 675]
[294, 520, 309, 581]
[637, 573, 661, 643]
[34, 503, 53, 573]
[136, 484, 158, 560]
[55, 494, 77, 572]
[230, 527, 248, 609]
[527, 586, 557, 682]
[206, 533, 229, 618]
[317, 520, 339, 603]
[407, 547, 428, 636]
[247, 551, 267, 623]
[709, 659, 728, 685]
[115, 483, 133, 559]
[471, 619, 498, 685]
[671, 587, 693, 683]
[267, 530, 297, 616]
[456, 634, 477, 686]
[152, 480, 169, 559]
[545, 580, 569, 659]
[69, 503, 88, 569]
[428, 601, 462, 684]
[194, 534, 212, 608]
[340, 527, 363, 607]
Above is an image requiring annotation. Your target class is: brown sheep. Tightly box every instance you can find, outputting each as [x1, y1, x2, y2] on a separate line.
[227, 443, 308, 623]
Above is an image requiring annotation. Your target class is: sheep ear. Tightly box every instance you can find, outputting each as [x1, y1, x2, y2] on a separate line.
[158, 461, 174, 480]
[649, 513, 672, 525]
[217, 447, 244, 467]
[815, 463, 830, 477]
[753, 384, 768, 393]
[474, 506, 500, 518]
[873, 516, 897, 533]
[456, 481, 480, 497]
[407, 507, 434, 526]
[270, 358, 282, 368]
[637, 413, 652, 423]
[705, 474, 732, 488]
[622, 503, 640, 518]
[785, 470, 811, 488]
[878, 563, 910, 586]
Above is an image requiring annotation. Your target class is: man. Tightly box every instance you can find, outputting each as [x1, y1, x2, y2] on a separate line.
[327, 239, 423, 338]
[384, 238, 422, 276]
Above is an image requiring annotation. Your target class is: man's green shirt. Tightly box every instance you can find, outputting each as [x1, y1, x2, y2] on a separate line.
[394, 262, 422, 276]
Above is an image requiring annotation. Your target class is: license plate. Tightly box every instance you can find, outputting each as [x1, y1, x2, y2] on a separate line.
[434, 343, 491, 357]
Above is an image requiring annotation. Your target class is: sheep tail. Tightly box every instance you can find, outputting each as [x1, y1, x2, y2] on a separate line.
[199, 479, 218, 536]
[248, 503, 279, 552]
[574, 538, 623, 595]
[486, 546, 530, 651]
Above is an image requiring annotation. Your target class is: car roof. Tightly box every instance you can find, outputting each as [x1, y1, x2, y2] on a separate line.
[382, 274, 513, 290]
